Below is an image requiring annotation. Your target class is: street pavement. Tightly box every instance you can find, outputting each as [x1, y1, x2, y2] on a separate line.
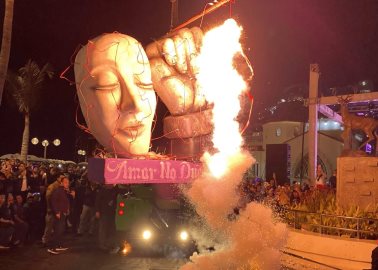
[0, 235, 187, 270]
[0, 234, 322, 270]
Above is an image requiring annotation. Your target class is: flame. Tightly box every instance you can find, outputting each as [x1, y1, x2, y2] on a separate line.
[121, 241, 132, 255]
[196, 19, 251, 178]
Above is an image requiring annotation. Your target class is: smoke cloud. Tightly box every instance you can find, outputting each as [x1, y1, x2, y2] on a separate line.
[181, 151, 288, 270]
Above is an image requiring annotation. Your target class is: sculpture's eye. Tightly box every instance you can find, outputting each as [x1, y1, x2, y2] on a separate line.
[91, 71, 119, 91]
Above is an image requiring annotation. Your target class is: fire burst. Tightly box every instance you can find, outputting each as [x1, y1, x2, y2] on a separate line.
[196, 19, 252, 178]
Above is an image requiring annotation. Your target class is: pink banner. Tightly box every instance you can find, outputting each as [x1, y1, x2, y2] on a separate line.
[89, 158, 203, 184]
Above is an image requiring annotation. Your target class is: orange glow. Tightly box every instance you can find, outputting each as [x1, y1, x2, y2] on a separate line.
[122, 241, 132, 255]
[196, 19, 251, 178]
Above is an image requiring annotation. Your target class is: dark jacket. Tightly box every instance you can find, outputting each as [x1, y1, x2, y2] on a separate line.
[13, 171, 30, 193]
[50, 186, 70, 215]
[83, 186, 97, 207]
[372, 246, 378, 270]
[95, 186, 117, 217]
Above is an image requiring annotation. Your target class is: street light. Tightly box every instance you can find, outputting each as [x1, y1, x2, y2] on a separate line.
[77, 149, 87, 162]
[31, 137, 61, 159]
[53, 139, 61, 146]
[77, 149, 86, 156]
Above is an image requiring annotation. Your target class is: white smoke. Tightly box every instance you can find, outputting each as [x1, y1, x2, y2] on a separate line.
[181, 151, 287, 270]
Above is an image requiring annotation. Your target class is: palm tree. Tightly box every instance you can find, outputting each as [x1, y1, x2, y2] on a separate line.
[6, 60, 54, 161]
[0, 0, 15, 106]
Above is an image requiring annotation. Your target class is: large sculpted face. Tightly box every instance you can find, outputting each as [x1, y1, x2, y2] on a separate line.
[74, 33, 157, 157]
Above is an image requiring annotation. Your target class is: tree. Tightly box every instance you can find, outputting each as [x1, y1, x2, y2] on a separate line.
[0, 0, 15, 106]
[6, 60, 54, 161]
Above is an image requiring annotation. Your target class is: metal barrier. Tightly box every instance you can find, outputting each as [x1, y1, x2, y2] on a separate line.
[283, 208, 378, 239]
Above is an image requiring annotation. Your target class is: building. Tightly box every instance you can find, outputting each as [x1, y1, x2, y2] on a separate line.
[245, 119, 345, 184]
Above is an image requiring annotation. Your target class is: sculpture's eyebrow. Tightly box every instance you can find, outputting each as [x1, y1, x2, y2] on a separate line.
[136, 81, 153, 89]
[134, 75, 153, 89]
[91, 82, 119, 90]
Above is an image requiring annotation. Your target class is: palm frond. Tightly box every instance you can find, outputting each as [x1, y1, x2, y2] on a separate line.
[5, 59, 54, 113]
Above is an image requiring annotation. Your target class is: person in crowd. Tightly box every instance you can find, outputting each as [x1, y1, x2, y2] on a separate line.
[47, 167, 61, 186]
[12, 194, 29, 245]
[315, 164, 327, 189]
[3, 162, 15, 196]
[328, 169, 337, 190]
[0, 172, 6, 195]
[14, 162, 30, 201]
[95, 185, 119, 253]
[253, 181, 265, 202]
[77, 181, 98, 236]
[39, 166, 48, 192]
[1, 160, 13, 180]
[372, 238, 378, 270]
[29, 166, 42, 194]
[276, 186, 290, 207]
[290, 190, 301, 206]
[301, 180, 311, 193]
[47, 177, 70, 255]
[268, 172, 278, 191]
[264, 187, 276, 207]
[25, 193, 44, 241]
[6, 194, 15, 219]
[41, 174, 64, 247]
[67, 172, 82, 234]
[0, 194, 14, 249]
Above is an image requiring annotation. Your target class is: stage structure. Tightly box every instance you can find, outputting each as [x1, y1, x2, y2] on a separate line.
[306, 65, 378, 209]
[72, 1, 251, 185]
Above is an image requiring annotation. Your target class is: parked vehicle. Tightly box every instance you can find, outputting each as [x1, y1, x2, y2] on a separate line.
[115, 184, 197, 257]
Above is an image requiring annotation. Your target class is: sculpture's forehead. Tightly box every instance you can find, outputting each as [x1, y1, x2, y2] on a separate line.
[74, 33, 151, 85]
[74, 33, 151, 82]
[87, 33, 146, 66]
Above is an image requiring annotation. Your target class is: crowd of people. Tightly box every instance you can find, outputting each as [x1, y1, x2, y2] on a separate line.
[236, 171, 337, 213]
[0, 158, 120, 255]
[0, 158, 338, 256]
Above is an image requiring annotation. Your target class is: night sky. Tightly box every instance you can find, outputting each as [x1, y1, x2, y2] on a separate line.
[1, 0, 378, 161]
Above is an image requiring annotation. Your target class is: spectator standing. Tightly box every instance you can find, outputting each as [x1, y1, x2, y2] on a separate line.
[0, 194, 14, 249]
[39, 166, 48, 192]
[41, 174, 63, 247]
[25, 193, 44, 241]
[4, 166, 14, 196]
[14, 163, 29, 201]
[47, 177, 70, 255]
[328, 170, 337, 190]
[95, 185, 119, 253]
[29, 166, 42, 194]
[315, 164, 327, 190]
[0, 172, 6, 195]
[77, 181, 98, 236]
[372, 239, 378, 270]
[12, 194, 29, 245]
[290, 190, 301, 206]
[47, 167, 60, 186]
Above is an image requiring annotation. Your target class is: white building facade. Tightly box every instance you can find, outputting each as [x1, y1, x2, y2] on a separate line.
[245, 120, 344, 183]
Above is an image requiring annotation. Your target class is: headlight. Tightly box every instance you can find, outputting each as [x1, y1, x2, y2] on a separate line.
[179, 230, 189, 241]
[142, 230, 152, 240]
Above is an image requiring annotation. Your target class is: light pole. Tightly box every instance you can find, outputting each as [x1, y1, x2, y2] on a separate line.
[31, 137, 61, 159]
[77, 149, 86, 162]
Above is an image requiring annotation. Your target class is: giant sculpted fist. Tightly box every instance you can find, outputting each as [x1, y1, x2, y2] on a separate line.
[147, 28, 213, 146]
[146, 27, 206, 115]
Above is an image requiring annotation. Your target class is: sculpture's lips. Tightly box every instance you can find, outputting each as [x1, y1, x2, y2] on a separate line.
[118, 124, 145, 138]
